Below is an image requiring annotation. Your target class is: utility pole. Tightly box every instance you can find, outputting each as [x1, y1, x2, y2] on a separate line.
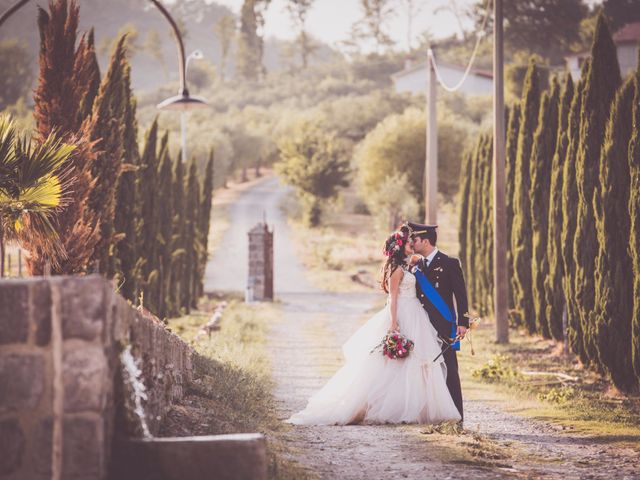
[425, 49, 438, 224]
[493, 0, 509, 343]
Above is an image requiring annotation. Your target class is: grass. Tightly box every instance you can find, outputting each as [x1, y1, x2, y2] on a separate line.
[407, 320, 640, 471]
[285, 187, 462, 293]
[171, 296, 272, 379]
[166, 295, 314, 479]
[288, 219, 381, 292]
[457, 318, 640, 450]
[410, 425, 518, 472]
[283, 189, 381, 292]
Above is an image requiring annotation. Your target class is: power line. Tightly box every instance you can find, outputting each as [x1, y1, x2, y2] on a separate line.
[429, 0, 492, 93]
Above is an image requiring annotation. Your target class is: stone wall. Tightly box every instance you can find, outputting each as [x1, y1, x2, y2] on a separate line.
[0, 275, 194, 479]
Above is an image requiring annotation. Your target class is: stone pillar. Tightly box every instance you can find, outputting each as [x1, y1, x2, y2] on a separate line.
[247, 223, 274, 301]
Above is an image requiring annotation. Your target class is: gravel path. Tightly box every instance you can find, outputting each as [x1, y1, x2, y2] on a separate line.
[271, 292, 640, 480]
[206, 177, 640, 479]
[271, 292, 517, 479]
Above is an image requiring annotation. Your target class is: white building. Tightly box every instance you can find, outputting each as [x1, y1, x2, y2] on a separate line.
[566, 21, 640, 80]
[391, 60, 494, 96]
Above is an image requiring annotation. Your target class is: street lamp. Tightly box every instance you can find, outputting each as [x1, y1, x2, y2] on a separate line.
[186, 49, 204, 70]
[158, 49, 206, 163]
[1, 0, 210, 164]
[151, 0, 209, 163]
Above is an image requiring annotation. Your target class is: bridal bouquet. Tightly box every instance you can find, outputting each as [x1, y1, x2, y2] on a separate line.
[371, 332, 415, 359]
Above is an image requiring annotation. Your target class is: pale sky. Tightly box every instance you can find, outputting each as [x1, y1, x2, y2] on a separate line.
[214, 0, 478, 50]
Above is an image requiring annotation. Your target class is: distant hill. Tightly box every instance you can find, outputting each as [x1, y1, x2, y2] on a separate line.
[0, 0, 339, 93]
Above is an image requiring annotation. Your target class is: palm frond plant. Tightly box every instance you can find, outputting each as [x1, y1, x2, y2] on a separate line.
[0, 114, 75, 275]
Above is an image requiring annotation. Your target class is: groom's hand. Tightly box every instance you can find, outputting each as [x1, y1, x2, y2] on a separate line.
[457, 326, 468, 338]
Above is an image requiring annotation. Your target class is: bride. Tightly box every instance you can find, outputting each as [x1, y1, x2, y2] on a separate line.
[287, 225, 461, 425]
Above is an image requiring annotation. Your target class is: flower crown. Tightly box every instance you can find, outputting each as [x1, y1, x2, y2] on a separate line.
[384, 229, 410, 257]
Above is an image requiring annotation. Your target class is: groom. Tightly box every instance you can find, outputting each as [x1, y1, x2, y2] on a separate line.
[408, 222, 469, 422]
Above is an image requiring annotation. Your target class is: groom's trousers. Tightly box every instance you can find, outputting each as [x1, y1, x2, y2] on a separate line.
[442, 347, 463, 421]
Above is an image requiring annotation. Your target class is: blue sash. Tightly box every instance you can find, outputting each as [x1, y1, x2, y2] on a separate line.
[414, 269, 460, 351]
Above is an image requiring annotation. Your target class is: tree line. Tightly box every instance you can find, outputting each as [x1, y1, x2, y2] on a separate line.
[459, 14, 640, 393]
[3, 0, 213, 319]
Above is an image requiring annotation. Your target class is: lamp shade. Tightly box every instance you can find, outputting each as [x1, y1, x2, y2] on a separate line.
[157, 93, 209, 111]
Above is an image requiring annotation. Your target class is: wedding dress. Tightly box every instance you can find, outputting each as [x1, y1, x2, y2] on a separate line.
[287, 268, 462, 425]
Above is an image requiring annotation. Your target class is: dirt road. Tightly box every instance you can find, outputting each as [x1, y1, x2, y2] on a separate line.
[206, 177, 640, 480]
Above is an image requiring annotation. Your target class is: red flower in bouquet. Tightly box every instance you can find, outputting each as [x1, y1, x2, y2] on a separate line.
[372, 332, 415, 359]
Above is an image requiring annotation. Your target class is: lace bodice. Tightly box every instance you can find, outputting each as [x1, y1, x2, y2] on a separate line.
[396, 268, 417, 298]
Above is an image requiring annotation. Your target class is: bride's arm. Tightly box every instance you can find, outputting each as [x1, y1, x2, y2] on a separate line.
[388, 267, 404, 332]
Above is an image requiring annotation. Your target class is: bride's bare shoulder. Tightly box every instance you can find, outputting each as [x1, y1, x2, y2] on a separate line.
[391, 266, 405, 278]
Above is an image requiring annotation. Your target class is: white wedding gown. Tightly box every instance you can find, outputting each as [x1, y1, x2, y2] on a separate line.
[287, 269, 462, 425]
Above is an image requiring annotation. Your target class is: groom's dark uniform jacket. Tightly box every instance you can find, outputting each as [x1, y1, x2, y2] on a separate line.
[409, 223, 470, 421]
[415, 251, 470, 339]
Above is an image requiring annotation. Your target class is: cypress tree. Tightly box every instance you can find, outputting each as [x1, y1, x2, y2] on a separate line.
[530, 78, 561, 338]
[170, 157, 186, 315]
[87, 36, 127, 277]
[476, 108, 508, 316]
[511, 59, 542, 332]
[463, 138, 476, 304]
[505, 103, 521, 243]
[139, 119, 159, 310]
[458, 149, 473, 277]
[544, 74, 574, 341]
[151, 130, 170, 311]
[156, 147, 174, 319]
[114, 57, 140, 302]
[466, 135, 484, 308]
[196, 150, 215, 299]
[75, 28, 100, 124]
[470, 133, 491, 314]
[237, 0, 261, 81]
[593, 72, 636, 391]
[573, 13, 621, 365]
[158, 130, 170, 160]
[505, 102, 521, 320]
[474, 137, 488, 313]
[562, 73, 588, 363]
[479, 134, 494, 315]
[25, 0, 100, 275]
[34, 0, 83, 137]
[184, 158, 201, 310]
[630, 68, 640, 384]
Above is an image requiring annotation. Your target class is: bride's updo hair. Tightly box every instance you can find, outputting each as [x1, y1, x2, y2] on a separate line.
[380, 225, 411, 294]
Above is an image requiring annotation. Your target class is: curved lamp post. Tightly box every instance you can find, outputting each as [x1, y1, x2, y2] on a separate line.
[151, 0, 209, 163]
[1, 0, 210, 163]
[164, 48, 205, 162]
[0, 0, 30, 29]
[186, 49, 204, 71]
